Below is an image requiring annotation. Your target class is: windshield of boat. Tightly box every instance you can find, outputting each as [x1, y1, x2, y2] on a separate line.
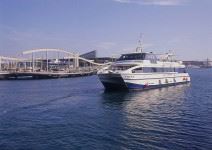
[118, 53, 146, 61]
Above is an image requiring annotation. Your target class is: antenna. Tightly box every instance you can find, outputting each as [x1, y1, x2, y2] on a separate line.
[136, 33, 143, 53]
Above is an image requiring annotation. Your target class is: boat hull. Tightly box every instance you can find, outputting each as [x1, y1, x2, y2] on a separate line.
[98, 73, 128, 90]
[98, 73, 190, 91]
[0, 72, 10, 80]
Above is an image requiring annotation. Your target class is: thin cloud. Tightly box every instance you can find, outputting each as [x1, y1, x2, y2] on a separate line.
[95, 42, 116, 50]
[113, 0, 189, 6]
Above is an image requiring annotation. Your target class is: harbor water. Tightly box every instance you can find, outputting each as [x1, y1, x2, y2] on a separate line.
[0, 69, 212, 149]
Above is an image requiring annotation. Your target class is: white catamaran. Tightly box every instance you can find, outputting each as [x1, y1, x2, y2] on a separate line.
[98, 47, 190, 90]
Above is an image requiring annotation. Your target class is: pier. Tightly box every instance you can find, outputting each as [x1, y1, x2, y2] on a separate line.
[183, 59, 212, 68]
[0, 49, 109, 80]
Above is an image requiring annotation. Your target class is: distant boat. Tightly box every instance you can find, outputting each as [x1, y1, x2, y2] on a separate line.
[0, 71, 10, 80]
[201, 58, 212, 68]
[97, 47, 190, 90]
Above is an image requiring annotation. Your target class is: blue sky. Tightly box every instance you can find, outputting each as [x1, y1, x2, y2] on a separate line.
[0, 0, 211, 60]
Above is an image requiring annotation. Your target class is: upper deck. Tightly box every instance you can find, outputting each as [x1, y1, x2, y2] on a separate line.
[117, 52, 177, 63]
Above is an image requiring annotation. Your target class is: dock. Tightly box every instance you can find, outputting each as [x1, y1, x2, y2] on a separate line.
[0, 49, 109, 80]
[0, 71, 96, 80]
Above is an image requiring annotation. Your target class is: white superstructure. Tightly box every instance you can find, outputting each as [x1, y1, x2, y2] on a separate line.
[98, 50, 190, 90]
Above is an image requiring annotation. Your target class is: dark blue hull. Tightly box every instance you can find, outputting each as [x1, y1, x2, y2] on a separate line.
[98, 74, 128, 90]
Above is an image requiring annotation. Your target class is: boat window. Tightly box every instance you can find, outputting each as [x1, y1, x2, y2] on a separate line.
[164, 68, 170, 72]
[156, 68, 164, 72]
[143, 67, 154, 73]
[178, 68, 187, 73]
[132, 67, 143, 73]
[152, 67, 157, 72]
[118, 53, 146, 61]
[109, 65, 136, 71]
[131, 67, 187, 73]
[145, 54, 157, 63]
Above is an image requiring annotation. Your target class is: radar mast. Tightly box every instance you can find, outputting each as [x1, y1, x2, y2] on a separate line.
[136, 33, 143, 53]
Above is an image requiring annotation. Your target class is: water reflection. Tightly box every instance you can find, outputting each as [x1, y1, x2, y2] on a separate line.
[102, 84, 191, 107]
[100, 84, 192, 149]
[101, 84, 192, 130]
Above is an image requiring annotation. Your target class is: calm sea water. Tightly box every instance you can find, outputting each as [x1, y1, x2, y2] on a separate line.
[0, 69, 212, 150]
